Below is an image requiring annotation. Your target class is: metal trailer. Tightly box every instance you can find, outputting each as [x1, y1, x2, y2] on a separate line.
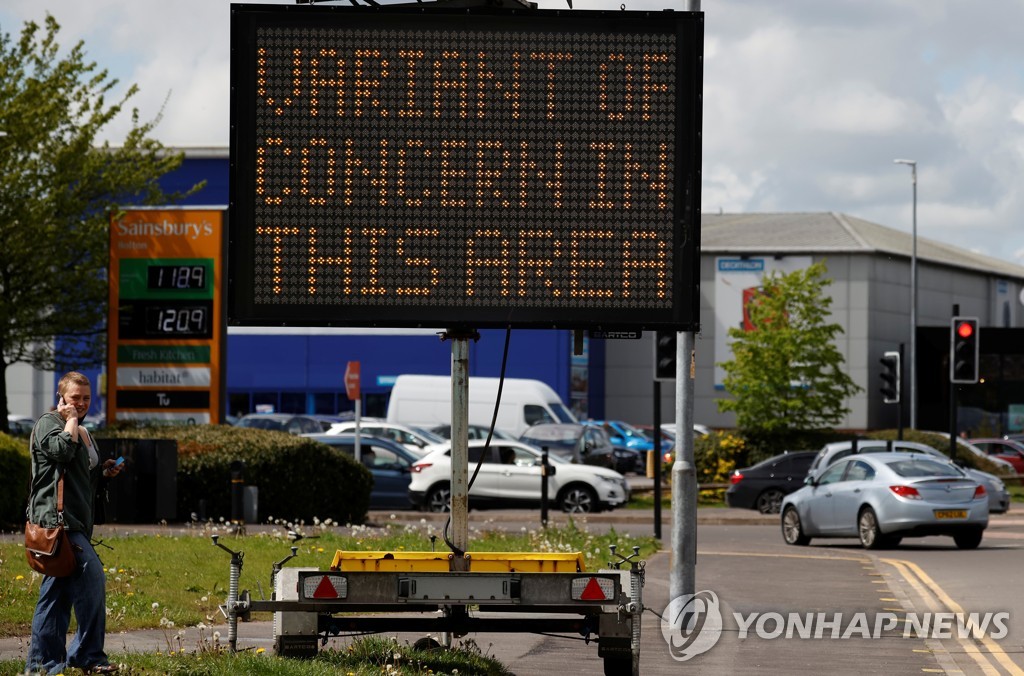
[214, 537, 645, 676]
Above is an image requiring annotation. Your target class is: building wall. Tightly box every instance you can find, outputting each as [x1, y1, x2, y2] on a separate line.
[604, 251, 1024, 433]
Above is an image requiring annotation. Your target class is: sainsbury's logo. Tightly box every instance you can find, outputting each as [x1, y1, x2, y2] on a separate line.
[116, 219, 213, 240]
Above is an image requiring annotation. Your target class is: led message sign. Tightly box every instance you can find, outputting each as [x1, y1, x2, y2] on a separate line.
[229, 5, 703, 330]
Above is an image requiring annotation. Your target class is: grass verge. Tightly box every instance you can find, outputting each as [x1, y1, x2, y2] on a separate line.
[0, 518, 657, 673]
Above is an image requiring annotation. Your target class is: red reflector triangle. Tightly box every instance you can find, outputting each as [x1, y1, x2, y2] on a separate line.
[580, 577, 607, 601]
[313, 576, 338, 599]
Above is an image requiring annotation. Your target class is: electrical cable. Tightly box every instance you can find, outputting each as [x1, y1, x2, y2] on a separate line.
[442, 327, 511, 556]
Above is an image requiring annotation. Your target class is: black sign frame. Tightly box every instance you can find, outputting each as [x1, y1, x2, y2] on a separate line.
[229, 4, 702, 331]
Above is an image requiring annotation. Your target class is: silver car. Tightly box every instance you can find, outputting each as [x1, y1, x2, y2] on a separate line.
[782, 453, 988, 550]
[808, 440, 1010, 514]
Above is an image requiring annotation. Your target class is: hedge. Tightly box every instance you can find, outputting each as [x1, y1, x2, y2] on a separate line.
[98, 424, 373, 525]
[0, 433, 31, 529]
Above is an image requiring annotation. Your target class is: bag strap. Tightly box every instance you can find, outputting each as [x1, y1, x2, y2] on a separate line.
[26, 423, 67, 522]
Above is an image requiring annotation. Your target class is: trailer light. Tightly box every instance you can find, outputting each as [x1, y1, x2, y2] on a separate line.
[571, 576, 614, 601]
[302, 574, 348, 600]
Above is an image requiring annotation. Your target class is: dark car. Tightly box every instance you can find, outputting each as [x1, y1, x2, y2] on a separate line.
[303, 433, 417, 510]
[236, 413, 323, 435]
[725, 451, 817, 514]
[518, 423, 617, 470]
[583, 420, 651, 474]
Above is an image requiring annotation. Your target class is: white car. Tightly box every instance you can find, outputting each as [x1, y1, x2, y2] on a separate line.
[326, 420, 448, 456]
[408, 440, 630, 513]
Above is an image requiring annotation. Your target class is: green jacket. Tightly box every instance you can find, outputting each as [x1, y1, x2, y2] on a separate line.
[28, 412, 101, 537]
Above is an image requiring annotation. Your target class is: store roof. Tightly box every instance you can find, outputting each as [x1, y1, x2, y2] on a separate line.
[701, 212, 1024, 279]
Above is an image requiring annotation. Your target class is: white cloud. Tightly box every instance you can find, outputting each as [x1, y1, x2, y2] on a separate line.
[2, 0, 1024, 266]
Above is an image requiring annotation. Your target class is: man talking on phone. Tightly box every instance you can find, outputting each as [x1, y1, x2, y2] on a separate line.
[26, 371, 123, 674]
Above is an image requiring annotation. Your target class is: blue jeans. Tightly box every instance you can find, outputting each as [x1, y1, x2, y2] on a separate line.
[26, 530, 109, 674]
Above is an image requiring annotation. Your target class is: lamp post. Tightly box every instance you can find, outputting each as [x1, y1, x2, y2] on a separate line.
[894, 159, 917, 430]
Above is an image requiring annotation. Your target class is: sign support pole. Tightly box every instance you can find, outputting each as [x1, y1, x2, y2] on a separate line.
[670, 331, 697, 603]
[449, 331, 471, 560]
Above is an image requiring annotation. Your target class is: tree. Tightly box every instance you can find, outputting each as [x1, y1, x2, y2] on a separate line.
[0, 16, 199, 433]
[716, 261, 861, 437]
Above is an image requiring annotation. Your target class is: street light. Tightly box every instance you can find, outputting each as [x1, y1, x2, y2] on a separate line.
[894, 158, 917, 429]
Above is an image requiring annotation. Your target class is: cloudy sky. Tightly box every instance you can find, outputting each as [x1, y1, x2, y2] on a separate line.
[2, 0, 1023, 265]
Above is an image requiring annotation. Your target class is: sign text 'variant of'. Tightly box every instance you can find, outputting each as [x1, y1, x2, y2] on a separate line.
[229, 5, 703, 330]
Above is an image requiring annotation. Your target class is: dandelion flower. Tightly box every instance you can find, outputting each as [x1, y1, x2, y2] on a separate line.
[152, 602, 160, 609]
[15, 575, 24, 581]
[256, 647, 266, 654]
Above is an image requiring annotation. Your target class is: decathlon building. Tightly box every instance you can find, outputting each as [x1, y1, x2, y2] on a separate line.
[11, 151, 1024, 436]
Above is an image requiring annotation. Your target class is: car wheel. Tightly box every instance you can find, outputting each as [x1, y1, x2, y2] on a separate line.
[426, 484, 451, 513]
[781, 506, 810, 546]
[560, 485, 598, 513]
[756, 488, 785, 514]
[953, 528, 983, 550]
[858, 507, 887, 550]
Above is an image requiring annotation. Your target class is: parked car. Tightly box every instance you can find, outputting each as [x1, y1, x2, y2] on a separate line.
[427, 423, 518, 442]
[968, 438, 1024, 475]
[408, 440, 630, 513]
[303, 433, 417, 510]
[519, 423, 618, 471]
[725, 451, 818, 514]
[661, 423, 710, 437]
[782, 453, 988, 550]
[326, 420, 448, 456]
[808, 439, 1010, 514]
[7, 415, 34, 437]
[584, 420, 655, 474]
[235, 413, 323, 435]
[923, 432, 1017, 474]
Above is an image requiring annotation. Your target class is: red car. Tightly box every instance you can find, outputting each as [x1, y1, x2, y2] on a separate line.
[968, 438, 1024, 475]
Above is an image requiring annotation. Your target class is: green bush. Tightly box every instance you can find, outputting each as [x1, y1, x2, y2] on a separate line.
[0, 433, 31, 529]
[730, 428, 852, 467]
[98, 425, 372, 524]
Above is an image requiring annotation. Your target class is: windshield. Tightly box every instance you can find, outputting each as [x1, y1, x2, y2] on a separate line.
[550, 403, 577, 423]
[887, 458, 964, 478]
[411, 427, 445, 443]
[616, 421, 647, 440]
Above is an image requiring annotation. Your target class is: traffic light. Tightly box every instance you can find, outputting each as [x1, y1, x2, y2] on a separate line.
[950, 317, 979, 384]
[654, 331, 677, 381]
[879, 351, 900, 404]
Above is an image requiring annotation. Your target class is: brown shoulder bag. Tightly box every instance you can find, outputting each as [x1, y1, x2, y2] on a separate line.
[25, 429, 77, 577]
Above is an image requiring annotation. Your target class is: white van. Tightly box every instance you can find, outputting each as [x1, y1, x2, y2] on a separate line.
[386, 374, 577, 437]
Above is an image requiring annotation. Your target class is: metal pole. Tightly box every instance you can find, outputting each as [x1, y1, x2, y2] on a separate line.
[653, 379, 662, 540]
[671, 0, 701, 604]
[895, 159, 917, 430]
[450, 334, 470, 555]
[910, 166, 917, 430]
[354, 399, 361, 464]
[897, 342, 905, 441]
[540, 447, 550, 529]
[671, 331, 697, 602]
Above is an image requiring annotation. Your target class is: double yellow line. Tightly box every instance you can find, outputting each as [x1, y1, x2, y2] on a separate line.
[882, 558, 1022, 675]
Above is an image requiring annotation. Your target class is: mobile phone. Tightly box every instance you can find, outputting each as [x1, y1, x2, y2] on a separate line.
[115, 456, 125, 467]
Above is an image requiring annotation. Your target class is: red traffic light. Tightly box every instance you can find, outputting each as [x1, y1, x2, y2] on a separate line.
[956, 321, 974, 339]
